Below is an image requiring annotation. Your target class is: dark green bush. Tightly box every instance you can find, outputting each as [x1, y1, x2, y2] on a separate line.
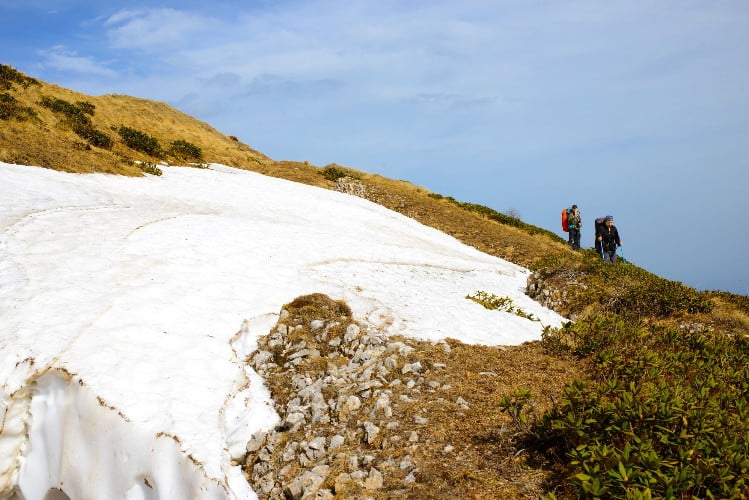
[532, 252, 713, 318]
[169, 139, 202, 161]
[320, 165, 353, 181]
[0, 93, 37, 121]
[76, 100, 96, 115]
[0, 64, 40, 90]
[536, 316, 749, 499]
[70, 121, 113, 149]
[39, 96, 89, 122]
[118, 126, 163, 157]
[583, 256, 714, 317]
[466, 290, 539, 321]
[39, 95, 111, 149]
[137, 162, 163, 176]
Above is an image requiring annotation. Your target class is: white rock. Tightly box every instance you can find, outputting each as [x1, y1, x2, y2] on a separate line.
[329, 434, 345, 450]
[246, 430, 267, 453]
[363, 422, 380, 444]
[364, 468, 383, 490]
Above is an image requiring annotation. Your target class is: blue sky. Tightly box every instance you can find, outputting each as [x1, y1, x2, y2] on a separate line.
[2, 0, 748, 294]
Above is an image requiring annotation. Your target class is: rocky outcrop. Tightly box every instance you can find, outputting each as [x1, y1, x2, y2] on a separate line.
[244, 294, 454, 499]
[334, 178, 417, 218]
[526, 271, 586, 320]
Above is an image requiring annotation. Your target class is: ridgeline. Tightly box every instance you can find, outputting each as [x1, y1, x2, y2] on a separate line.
[2, 63, 747, 499]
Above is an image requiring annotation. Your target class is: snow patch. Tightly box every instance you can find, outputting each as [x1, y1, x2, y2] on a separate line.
[0, 162, 566, 498]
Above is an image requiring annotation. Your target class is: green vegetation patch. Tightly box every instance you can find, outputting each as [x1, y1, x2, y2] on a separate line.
[533, 251, 713, 318]
[39, 95, 112, 149]
[532, 315, 749, 499]
[0, 64, 40, 90]
[0, 92, 38, 121]
[467, 290, 539, 321]
[169, 139, 203, 161]
[320, 164, 359, 181]
[137, 162, 163, 176]
[118, 126, 163, 157]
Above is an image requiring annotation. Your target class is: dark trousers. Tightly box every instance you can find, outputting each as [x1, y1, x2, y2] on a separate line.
[568, 228, 581, 250]
[595, 238, 603, 257]
[603, 249, 617, 263]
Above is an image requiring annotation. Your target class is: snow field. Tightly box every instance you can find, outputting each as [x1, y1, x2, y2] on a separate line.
[0, 163, 565, 498]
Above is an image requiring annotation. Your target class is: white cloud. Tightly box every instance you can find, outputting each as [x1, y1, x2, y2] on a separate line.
[105, 8, 217, 51]
[37, 46, 117, 78]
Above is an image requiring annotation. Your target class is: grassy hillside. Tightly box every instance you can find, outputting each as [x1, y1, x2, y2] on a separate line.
[3, 64, 747, 498]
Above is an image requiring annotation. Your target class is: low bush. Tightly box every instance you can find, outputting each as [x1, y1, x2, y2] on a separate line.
[118, 126, 163, 157]
[39, 96, 89, 122]
[708, 290, 749, 316]
[534, 316, 749, 499]
[0, 93, 38, 121]
[532, 252, 713, 318]
[137, 162, 163, 176]
[467, 290, 539, 321]
[76, 100, 96, 115]
[70, 121, 113, 149]
[320, 164, 355, 181]
[39, 96, 111, 149]
[0, 64, 40, 90]
[169, 139, 202, 161]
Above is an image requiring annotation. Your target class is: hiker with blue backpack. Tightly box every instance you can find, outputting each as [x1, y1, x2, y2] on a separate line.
[597, 215, 622, 263]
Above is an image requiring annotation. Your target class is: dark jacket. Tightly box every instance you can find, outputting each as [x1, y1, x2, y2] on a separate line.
[599, 225, 621, 252]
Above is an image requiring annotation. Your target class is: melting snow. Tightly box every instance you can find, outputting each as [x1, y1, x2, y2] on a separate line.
[0, 162, 565, 498]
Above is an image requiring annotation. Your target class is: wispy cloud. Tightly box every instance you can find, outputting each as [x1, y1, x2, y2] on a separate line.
[37, 46, 117, 77]
[104, 8, 217, 51]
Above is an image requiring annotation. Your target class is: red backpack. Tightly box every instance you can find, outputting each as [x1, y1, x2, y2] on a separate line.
[561, 208, 569, 232]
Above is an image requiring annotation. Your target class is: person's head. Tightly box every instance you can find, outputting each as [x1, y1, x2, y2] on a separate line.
[605, 215, 614, 226]
[572, 204, 578, 213]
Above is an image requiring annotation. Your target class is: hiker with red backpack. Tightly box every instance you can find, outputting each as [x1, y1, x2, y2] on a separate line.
[567, 205, 582, 250]
[597, 215, 622, 263]
[561, 205, 582, 250]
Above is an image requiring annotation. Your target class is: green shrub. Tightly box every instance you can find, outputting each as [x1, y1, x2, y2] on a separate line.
[708, 290, 749, 315]
[118, 126, 163, 157]
[169, 139, 202, 161]
[76, 100, 96, 115]
[70, 121, 113, 149]
[39, 95, 111, 149]
[0, 93, 38, 121]
[532, 252, 713, 318]
[137, 162, 163, 176]
[466, 290, 539, 321]
[535, 316, 749, 498]
[582, 256, 714, 317]
[320, 164, 357, 181]
[0, 64, 40, 90]
[39, 96, 89, 122]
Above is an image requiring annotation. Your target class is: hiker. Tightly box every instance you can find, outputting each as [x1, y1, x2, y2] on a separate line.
[594, 216, 606, 257]
[597, 215, 622, 263]
[567, 205, 582, 250]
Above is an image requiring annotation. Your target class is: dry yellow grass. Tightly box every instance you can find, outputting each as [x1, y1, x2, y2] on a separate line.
[1, 77, 270, 174]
